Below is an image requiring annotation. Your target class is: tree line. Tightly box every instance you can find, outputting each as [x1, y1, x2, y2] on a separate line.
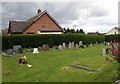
[63, 28, 85, 34]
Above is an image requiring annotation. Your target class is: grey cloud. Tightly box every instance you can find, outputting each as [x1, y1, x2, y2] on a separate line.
[2, 2, 37, 28]
[2, 2, 112, 31]
[87, 5, 109, 17]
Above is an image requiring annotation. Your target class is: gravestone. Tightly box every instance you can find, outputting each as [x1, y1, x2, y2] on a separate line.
[33, 48, 39, 53]
[13, 45, 22, 51]
[102, 48, 106, 56]
[68, 42, 72, 49]
[79, 41, 83, 47]
[107, 42, 110, 45]
[58, 45, 63, 50]
[75, 44, 79, 49]
[104, 42, 107, 46]
[86, 43, 89, 47]
[98, 43, 100, 46]
[42, 44, 49, 51]
[7, 49, 13, 55]
[63, 43, 66, 48]
[71, 42, 75, 49]
[52, 46, 56, 51]
[96, 42, 98, 46]
[90, 43, 92, 47]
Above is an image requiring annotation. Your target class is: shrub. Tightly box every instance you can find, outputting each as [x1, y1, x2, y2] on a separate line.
[2, 34, 105, 50]
[105, 34, 120, 42]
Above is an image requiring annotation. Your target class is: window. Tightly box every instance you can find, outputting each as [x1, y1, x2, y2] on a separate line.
[42, 24, 46, 27]
[27, 33, 34, 34]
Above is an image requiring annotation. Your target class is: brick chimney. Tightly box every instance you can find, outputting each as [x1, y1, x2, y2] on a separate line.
[37, 9, 41, 14]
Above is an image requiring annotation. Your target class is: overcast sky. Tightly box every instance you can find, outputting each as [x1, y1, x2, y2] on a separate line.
[1, 0, 119, 33]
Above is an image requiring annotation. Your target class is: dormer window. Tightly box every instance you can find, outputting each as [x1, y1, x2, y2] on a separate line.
[42, 24, 46, 27]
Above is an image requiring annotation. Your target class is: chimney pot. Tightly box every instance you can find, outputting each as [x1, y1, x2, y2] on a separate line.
[37, 9, 41, 14]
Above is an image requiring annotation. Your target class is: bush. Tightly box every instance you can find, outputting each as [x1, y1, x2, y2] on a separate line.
[105, 34, 120, 42]
[2, 34, 105, 50]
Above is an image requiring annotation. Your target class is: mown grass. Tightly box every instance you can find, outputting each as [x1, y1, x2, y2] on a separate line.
[2, 44, 118, 82]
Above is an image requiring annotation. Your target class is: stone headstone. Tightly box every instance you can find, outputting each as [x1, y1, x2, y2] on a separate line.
[7, 49, 13, 55]
[71, 42, 75, 49]
[95, 42, 98, 46]
[42, 44, 49, 51]
[63, 67, 70, 70]
[33, 48, 39, 53]
[86, 43, 89, 47]
[102, 48, 106, 56]
[68, 42, 72, 49]
[104, 42, 107, 46]
[79, 41, 83, 46]
[63, 43, 66, 48]
[52, 46, 56, 51]
[58, 45, 63, 50]
[13, 45, 22, 51]
[75, 44, 79, 49]
[90, 43, 92, 47]
[107, 42, 110, 45]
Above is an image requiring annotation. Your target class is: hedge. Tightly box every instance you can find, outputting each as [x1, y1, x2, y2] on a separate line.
[105, 34, 120, 42]
[2, 34, 105, 50]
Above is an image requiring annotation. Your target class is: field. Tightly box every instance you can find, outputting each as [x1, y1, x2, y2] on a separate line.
[2, 44, 118, 82]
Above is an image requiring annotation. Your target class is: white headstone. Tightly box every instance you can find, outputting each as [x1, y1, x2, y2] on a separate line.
[69, 42, 72, 49]
[79, 41, 83, 46]
[107, 42, 110, 45]
[63, 43, 66, 48]
[58, 45, 63, 50]
[75, 44, 79, 49]
[90, 43, 92, 47]
[102, 48, 106, 56]
[33, 48, 39, 53]
[71, 42, 75, 49]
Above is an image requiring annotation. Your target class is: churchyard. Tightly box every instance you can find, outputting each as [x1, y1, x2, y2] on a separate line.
[2, 42, 118, 82]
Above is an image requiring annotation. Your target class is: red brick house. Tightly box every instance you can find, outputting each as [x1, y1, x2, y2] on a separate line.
[87, 32, 98, 35]
[8, 9, 64, 34]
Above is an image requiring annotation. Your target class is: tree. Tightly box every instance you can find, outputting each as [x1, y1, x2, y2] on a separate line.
[70, 29, 75, 33]
[66, 28, 70, 33]
[63, 28, 67, 33]
[79, 29, 85, 34]
[76, 29, 79, 33]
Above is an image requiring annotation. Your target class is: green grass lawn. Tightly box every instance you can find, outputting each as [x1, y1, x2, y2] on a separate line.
[2, 44, 118, 82]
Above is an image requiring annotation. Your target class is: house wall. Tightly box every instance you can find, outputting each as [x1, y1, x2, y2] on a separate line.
[37, 31, 62, 34]
[23, 13, 63, 34]
[106, 29, 120, 35]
